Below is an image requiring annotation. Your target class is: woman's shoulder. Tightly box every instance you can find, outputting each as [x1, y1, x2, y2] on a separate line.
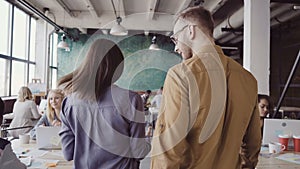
[111, 85, 140, 99]
[14, 99, 35, 106]
[24, 99, 36, 104]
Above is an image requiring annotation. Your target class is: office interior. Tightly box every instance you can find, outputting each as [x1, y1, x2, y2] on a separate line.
[1, 0, 300, 168]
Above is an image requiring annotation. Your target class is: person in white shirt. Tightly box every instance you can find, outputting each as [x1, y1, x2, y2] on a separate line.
[150, 87, 163, 130]
[151, 87, 163, 109]
[8, 86, 41, 138]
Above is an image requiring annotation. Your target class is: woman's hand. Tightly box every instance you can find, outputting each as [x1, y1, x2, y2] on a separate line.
[52, 120, 61, 126]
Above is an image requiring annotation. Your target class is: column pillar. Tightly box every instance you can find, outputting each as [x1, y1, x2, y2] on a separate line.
[243, 0, 270, 95]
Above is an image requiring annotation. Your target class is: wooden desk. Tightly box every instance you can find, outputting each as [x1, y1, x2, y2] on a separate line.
[11, 139, 73, 169]
[257, 150, 300, 168]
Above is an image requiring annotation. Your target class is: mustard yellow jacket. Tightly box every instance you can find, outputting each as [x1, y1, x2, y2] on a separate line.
[151, 45, 261, 169]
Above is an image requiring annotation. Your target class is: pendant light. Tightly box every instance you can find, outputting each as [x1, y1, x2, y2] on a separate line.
[110, 0, 128, 36]
[149, 35, 160, 50]
[57, 11, 70, 51]
[57, 34, 69, 49]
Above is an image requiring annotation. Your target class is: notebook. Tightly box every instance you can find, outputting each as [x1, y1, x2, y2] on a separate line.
[262, 119, 300, 146]
[36, 126, 62, 150]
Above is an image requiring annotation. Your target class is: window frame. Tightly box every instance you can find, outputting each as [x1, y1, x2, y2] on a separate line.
[0, 1, 36, 97]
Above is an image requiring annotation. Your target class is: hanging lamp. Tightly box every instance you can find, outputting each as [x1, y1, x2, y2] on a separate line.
[57, 34, 69, 49]
[110, 0, 128, 36]
[149, 35, 160, 50]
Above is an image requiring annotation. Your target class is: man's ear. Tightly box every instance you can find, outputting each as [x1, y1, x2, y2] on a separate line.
[188, 25, 196, 40]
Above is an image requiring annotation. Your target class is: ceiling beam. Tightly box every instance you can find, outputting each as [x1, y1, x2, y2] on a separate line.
[82, 0, 100, 18]
[176, 0, 193, 15]
[56, 0, 76, 17]
[147, 0, 159, 20]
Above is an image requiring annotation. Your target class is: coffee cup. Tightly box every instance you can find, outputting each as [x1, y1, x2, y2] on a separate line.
[269, 142, 285, 154]
[293, 135, 300, 152]
[19, 134, 30, 144]
[278, 134, 290, 151]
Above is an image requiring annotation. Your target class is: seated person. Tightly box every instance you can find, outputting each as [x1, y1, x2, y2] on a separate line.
[8, 86, 40, 138]
[30, 89, 65, 139]
[258, 94, 273, 136]
[0, 138, 26, 169]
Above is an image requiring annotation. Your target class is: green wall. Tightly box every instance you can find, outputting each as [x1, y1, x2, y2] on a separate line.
[57, 32, 181, 91]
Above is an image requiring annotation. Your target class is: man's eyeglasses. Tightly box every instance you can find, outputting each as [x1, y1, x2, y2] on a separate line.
[170, 24, 198, 44]
[170, 24, 189, 45]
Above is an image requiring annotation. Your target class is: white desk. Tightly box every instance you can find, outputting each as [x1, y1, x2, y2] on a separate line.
[11, 139, 73, 169]
[257, 148, 300, 169]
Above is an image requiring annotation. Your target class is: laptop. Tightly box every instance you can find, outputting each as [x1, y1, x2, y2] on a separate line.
[36, 126, 62, 150]
[262, 119, 300, 147]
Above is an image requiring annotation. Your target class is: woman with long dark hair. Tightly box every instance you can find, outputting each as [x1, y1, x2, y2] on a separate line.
[258, 94, 273, 136]
[58, 39, 151, 169]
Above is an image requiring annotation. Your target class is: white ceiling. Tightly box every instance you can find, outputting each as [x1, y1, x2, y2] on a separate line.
[26, 0, 196, 32]
[11, 0, 300, 45]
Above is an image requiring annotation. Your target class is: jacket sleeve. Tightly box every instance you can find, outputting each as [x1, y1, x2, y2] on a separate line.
[59, 98, 75, 161]
[30, 115, 49, 139]
[240, 102, 261, 169]
[151, 68, 190, 169]
[0, 143, 26, 169]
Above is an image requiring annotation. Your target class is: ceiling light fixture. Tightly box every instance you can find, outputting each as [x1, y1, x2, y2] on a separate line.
[57, 11, 70, 51]
[57, 34, 70, 50]
[149, 35, 160, 50]
[110, 0, 128, 36]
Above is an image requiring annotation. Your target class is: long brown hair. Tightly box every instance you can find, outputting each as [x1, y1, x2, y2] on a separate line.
[57, 39, 124, 100]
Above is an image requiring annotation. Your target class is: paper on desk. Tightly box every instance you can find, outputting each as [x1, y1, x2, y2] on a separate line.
[20, 156, 32, 166]
[15, 148, 47, 158]
[45, 150, 64, 158]
[275, 153, 300, 164]
[26, 149, 48, 157]
[28, 158, 59, 169]
[15, 149, 47, 158]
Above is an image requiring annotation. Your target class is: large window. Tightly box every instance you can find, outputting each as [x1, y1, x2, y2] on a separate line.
[12, 7, 28, 60]
[0, 1, 36, 96]
[0, 0, 10, 56]
[49, 33, 58, 89]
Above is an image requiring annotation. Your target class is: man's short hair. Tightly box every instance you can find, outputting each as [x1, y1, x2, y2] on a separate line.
[178, 6, 214, 37]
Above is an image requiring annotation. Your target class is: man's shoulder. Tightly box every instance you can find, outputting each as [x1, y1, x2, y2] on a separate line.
[226, 57, 255, 77]
[168, 58, 207, 78]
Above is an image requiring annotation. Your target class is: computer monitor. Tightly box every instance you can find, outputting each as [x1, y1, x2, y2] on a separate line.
[262, 119, 300, 147]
